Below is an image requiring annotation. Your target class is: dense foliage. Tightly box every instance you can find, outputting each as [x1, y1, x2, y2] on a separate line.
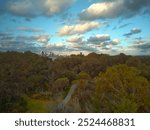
[0, 51, 150, 112]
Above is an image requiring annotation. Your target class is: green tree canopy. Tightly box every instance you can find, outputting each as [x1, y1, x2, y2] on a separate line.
[94, 64, 150, 112]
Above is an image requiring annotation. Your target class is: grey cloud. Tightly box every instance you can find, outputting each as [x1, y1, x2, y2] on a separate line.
[0, 0, 75, 18]
[67, 42, 99, 53]
[123, 32, 133, 37]
[119, 23, 132, 29]
[10, 18, 17, 23]
[16, 35, 50, 44]
[0, 32, 15, 44]
[67, 34, 114, 52]
[0, 38, 37, 52]
[79, 0, 150, 20]
[46, 44, 66, 51]
[66, 35, 99, 53]
[125, 0, 150, 12]
[25, 18, 32, 22]
[133, 40, 150, 52]
[17, 26, 44, 33]
[0, 32, 69, 53]
[0, 32, 12, 37]
[131, 28, 141, 34]
[75, 45, 99, 53]
[0, 36, 14, 41]
[88, 34, 110, 45]
[87, 34, 120, 46]
[85, 34, 121, 52]
[134, 37, 142, 41]
[0, 32, 51, 53]
[112, 26, 117, 30]
[123, 28, 141, 37]
[136, 44, 150, 51]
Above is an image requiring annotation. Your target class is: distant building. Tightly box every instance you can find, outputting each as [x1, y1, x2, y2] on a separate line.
[48, 52, 64, 61]
[41, 51, 48, 57]
[41, 51, 63, 61]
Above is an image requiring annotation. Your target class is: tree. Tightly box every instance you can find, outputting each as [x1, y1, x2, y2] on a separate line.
[52, 77, 69, 95]
[76, 71, 91, 80]
[94, 64, 150, 112]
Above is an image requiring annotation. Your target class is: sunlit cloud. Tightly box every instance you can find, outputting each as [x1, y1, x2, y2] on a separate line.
[58, 22, 101, 36]
[79, 0, 150, 20]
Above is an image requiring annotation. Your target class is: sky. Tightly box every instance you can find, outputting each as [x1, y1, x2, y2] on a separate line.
[0, 0, 150, 55]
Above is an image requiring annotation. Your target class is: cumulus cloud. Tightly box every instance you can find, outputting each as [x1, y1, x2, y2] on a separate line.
[131, 28, 141, 34]
[79, 0, 124, 20]
[0, 0, 74, 18]
[43, 0, 74, 16]
[132, 40, 150, 52]
[67, 36, 83, 43]
[16, 35, 50, 44]
[0, 32, 50, 50]
[123, 28, 141, 37]
[0, 33, 33, 51]
[67, 36, 85, 50]
[79, 0, 150, 20]
[33, 35, 50, 44]
[46, 43, 66, 51]
[66, 34, 121, 53]
[87, 34, 120, 49]
[66, 35, 99, 53]
[58, 22, 101, 36]
[88, 34, 110, 44]
[67, 42, 98, 53]
[0, 32, 69, 53]
[75, 45, 98, 53]
[111, 39, 121, 45]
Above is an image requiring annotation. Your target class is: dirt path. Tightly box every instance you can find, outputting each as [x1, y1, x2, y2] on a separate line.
[56, 84, 78, 111]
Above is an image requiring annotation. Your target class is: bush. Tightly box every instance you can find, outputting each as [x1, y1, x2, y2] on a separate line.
[0, 96, 27, 113]
[52, 77, 69, 93]
[76, 71, 91, 80]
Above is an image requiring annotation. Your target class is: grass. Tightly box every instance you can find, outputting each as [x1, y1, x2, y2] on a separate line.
[26, 98, 49, 113]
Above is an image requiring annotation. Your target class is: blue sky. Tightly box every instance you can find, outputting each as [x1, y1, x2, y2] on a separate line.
[0, 0, 150, 55]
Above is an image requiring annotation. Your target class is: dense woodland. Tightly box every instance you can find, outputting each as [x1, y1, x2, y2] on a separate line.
[0, 51, 150, 113]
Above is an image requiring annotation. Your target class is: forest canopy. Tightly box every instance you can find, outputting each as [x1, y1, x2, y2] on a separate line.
[0, 51, 150, 112]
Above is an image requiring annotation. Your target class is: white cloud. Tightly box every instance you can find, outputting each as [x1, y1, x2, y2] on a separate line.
[58, 21, 101, 36]
[79, 0, 124, 20]
[79, 0, 150, 20]
[67, 36, 83, 43]
[111, 39, 120, 45]
[33, 35, 50, 44]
